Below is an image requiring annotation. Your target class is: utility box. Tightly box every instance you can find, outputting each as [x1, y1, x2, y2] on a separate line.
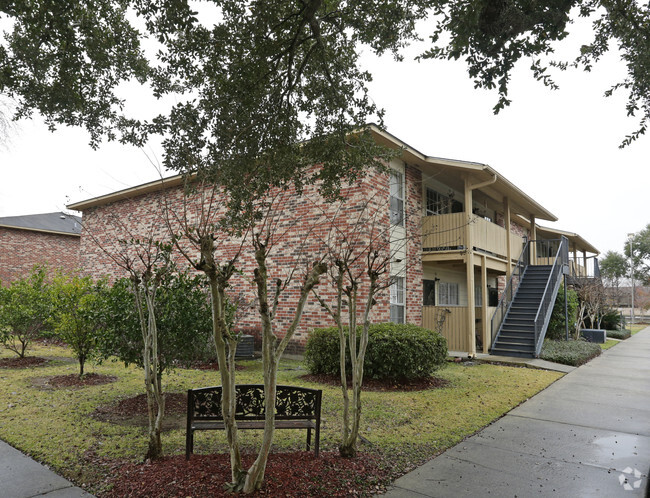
[235, 334, 255, 358]
[580, 329, 607, 344]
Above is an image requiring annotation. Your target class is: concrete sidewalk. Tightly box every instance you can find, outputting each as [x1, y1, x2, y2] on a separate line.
[386, 327, 650, 497]
[0, 439, 93, 497]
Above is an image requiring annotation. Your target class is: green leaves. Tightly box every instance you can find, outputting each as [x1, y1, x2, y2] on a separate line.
[0, 265, 53, 357]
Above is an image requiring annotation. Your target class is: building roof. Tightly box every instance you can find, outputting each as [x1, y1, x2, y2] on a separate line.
[0, 212, 82, 236]
[536, 225, 599, 255]
[68, 125, 557, 223]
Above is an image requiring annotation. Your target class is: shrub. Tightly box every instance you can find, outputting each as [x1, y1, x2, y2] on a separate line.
[96, 272, 213, 376]
[0, 265, 53, 357]
[546, 285, 579, 340]
[600, 310, 623, 330]
[50, 273, 107, 377]
[539, 339, 601, 366]
[606, 329, 631, 340]
[305, 323, 447, 381]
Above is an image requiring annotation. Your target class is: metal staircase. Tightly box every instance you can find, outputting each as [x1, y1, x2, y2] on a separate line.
[490, 237, 569, 358]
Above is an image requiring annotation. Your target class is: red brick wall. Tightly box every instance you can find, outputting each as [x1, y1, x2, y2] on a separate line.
[405, 163, 423, 325]
[0, 227, 80, 285]
[79, 167, 425, 353]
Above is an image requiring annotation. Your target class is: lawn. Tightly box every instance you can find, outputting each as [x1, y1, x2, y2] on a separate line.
[600, 339, 619, 350]
[630, 323, 647, 335]
[0, 342, 562, 495]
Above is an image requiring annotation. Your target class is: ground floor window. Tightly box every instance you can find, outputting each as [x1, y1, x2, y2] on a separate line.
[438, 281, 459, 306]
[390, 276, 405, 323]
[423, 279, 436, 306]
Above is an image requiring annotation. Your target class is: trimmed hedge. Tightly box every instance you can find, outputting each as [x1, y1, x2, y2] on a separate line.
[540, 339, 601, 367]
[606, 329, 631, 340]
[304, 323, 447, 381]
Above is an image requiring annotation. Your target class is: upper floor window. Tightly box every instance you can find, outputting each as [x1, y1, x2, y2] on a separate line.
[426, 187, 463, 216]
[390, 170, 404, 227]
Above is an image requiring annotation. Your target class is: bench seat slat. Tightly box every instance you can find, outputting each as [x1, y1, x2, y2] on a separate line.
[192, 420, 316, 431]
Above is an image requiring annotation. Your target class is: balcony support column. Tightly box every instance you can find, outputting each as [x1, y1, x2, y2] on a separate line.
[530, 214, 537, 264]
[481, 255, 489, 353]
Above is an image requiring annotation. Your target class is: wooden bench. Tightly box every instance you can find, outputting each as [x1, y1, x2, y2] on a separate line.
[186, 384, 322, 459]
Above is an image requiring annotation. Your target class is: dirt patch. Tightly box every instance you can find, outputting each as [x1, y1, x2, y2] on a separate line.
[100, 451, 391, 497]
[0, 356, 48, 368]
[31, 373, 118, 390]
[92, 392, 188, 430]
[187, 361, 246, 371]
[300, 373, 450, 392]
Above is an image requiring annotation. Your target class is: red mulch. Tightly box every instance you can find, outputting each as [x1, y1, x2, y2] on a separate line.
[0, 356, 48, 368]
[101, 451, 391, 497]
[45, 374, 118, 388]
[300, 373, 450, 391]
[103, 393, 188, 417]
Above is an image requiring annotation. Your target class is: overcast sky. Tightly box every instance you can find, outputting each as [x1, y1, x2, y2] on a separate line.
[1, 13, 648, 258]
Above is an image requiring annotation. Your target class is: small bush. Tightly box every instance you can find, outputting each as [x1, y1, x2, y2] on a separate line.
[606, 329, 631, 340]
[546, 286, 579, 340]
[600, 310, 623, 330]
[540, 339, 601, 366]
[305, 323, 447, 381]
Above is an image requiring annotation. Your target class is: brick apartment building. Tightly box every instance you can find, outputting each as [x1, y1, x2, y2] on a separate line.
[68, 126, 598, 356]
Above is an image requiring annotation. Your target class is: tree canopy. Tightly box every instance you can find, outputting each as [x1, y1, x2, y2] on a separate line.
[1, 1, 649, 201]
[626, 224, 650, 285]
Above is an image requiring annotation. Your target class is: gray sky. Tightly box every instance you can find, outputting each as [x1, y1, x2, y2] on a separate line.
[0, 14, 648, 258]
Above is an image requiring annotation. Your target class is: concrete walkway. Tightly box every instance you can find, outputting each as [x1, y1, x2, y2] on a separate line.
[0, 439, 93, 497]
[386, 327, 650, 497]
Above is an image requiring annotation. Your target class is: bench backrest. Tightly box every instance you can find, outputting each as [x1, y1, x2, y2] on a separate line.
[188, 384, 322, 422]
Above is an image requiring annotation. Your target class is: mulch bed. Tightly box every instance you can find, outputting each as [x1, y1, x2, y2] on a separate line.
[42, 373, 118, 389]
[300, 373, 450, 391]
[100, 451, 391, 497]
[0, 356, 48, 368]
[98, 392, 188, 418]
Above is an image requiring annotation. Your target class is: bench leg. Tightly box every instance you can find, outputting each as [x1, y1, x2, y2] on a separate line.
[186, 430, 193, 460]
[314, 425, 320, 457]
[306, 427, 312, 452]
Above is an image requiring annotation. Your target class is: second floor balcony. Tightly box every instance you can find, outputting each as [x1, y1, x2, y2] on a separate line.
[422, 213, 524, 263]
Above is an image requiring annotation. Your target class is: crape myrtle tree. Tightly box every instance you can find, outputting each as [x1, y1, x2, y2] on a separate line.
[311, 188, 399, 458]
[83, 209, 177, 460]
[166, 181, 327, 493]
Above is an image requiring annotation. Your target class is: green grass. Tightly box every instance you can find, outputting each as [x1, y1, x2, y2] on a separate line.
[600, 339, 618, 350]
[540, 339, 602, 366]
[0, 342, 562, 494]
[630, 324, 646, 335]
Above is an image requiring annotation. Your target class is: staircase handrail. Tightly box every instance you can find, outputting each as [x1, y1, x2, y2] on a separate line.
[490, 239, 530, 350]
[533, 236, 569, 355]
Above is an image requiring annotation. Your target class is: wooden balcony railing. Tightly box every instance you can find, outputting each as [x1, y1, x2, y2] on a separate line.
[422, 213, 524, 261]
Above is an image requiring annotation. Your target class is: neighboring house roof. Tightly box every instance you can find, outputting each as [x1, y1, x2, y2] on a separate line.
[0, 212, 82, 236]
[68, 125, 557, 223]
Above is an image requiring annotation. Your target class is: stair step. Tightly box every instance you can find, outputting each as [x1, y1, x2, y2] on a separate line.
[490, 347, 535, 358]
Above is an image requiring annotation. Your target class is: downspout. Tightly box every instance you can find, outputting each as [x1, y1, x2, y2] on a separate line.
[464, 172, 497, 357]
